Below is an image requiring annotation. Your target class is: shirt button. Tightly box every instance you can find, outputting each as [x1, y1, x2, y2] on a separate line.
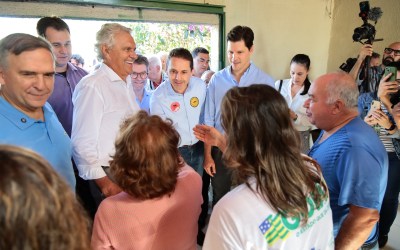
[21, 118, 27, 123]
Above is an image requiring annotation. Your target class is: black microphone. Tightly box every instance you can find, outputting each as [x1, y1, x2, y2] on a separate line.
[368, 7, 383, 22]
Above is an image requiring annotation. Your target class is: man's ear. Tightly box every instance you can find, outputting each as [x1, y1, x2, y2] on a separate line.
[101, 44, 110, 61]
[332, 99, 345, 115]
[249, 45, 254, 54]
[0, 66, 6, 85]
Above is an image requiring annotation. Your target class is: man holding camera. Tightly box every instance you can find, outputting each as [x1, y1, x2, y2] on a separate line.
[349, 42, 400, 93]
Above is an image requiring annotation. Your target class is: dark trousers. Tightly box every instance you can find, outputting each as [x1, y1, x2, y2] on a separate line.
[73, 160, 97, 220]
[379, 152, 400, 236]
[198, 171, 211, 229]
[210, 147, 232, 206]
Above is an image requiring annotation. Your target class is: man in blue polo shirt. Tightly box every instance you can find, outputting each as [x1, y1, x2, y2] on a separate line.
[305, 72, 388, 249]
[203, 25, 274, 207]
[0, 33, 75, 189]
[150, 47, 206, 175]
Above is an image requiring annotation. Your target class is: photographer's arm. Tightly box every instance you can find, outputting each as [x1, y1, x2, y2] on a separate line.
[349, 44, 373, 80]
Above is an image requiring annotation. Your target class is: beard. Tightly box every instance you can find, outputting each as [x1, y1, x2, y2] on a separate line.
[382, 56, 394, 66]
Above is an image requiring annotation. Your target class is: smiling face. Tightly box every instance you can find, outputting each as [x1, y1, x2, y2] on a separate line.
[0, 48, 55, 118]
[290, 63, 308, 86]
[103, 31, 137, 81]
[131, 63, 148, 92]
[193, 52, 210, 77]
[44, 27, 71, 72]
[227, 40, 253, 75]
[167, 57, 192, 94]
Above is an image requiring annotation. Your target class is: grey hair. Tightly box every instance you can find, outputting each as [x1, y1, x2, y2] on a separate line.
[94, 23, 132, 61]
[325, 72, 359, 109]
[0, 33, 55, 69]
[148, 55, 162, 67]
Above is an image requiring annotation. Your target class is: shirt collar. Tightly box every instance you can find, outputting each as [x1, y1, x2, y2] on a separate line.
[101, 63, 129, 83]
[0, 97, 54, 130]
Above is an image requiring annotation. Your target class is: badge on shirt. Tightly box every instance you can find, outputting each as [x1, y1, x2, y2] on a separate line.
[190, 97, 199, 107]
[170, 101, 180, 112]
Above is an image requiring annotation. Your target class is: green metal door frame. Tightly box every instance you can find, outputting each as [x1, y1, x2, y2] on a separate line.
[29, 0, 226, 68]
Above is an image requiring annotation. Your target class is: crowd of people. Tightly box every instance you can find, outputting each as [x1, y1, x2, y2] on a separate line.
[0, 14, 400, 250]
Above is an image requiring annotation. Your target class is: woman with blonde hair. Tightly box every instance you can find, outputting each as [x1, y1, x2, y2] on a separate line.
[194, 85, 333, 249]
[0, 145, 91, 250]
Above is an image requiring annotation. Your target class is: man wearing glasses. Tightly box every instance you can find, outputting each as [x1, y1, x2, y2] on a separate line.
[131, 55, 152, 113]
[350, 42, 400, 93]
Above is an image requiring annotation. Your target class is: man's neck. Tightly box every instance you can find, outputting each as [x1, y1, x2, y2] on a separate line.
[56, 64, 68, 73]
[133, 88, 144, 101]
[1, 92, 45, 121]
[104, 62, 128, 83]
[193, 71, 202, 78]
[320, 112, 358, 143]
[231, 63, 250, 83]
[155, 74, 163, 85]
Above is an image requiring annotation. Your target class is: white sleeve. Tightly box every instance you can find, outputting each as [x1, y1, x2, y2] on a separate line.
[71, 80, 106, 180]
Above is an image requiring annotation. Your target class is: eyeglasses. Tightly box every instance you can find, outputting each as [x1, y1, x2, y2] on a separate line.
[384, 48, 400, 56]
[131, 72, 148, 79]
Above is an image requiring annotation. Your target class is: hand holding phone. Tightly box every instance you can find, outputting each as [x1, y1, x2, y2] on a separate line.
[384, 66, 397, 82]
[370, 100, 381, 112]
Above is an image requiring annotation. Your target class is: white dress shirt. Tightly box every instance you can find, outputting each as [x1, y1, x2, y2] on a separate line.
[72, 63, 140, 180]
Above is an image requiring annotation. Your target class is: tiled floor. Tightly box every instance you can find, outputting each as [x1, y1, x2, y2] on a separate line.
[383, 206, 400, 249]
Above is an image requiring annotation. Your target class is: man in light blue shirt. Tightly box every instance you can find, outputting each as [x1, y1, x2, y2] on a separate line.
[0, 33, 75, 189]
[150, 48, 206, 175]
[204, 25, 274, 206]
[131, 54, 152, 113]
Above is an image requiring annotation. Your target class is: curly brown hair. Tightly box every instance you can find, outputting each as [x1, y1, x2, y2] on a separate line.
[0, 145, 91, 250]
[221, 85, 328, 224]
[110, 111, 184, 199]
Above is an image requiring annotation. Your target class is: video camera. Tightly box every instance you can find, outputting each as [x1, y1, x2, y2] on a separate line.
[352, 1, 382, 44]
[339, 1, 382, 72]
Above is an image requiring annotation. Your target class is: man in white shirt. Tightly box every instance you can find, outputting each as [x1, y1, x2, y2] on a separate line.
[72, 23, 140, 206]
[150, 48, 206, 175]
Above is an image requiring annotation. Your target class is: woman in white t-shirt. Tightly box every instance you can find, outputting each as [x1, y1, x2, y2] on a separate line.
[194, 85, 334, 250]
[275, 54, 315, 153]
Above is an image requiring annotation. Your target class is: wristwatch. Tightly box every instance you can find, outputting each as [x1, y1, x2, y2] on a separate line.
[384, 124, 396, 131]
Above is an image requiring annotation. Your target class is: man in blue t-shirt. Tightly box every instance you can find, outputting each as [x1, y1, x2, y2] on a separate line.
[305, 72, 388, 249]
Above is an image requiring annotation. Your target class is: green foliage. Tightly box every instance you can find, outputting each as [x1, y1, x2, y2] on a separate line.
[128, 22, 212, 55]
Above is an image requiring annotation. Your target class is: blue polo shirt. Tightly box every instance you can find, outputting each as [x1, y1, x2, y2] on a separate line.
[0, 97, 75, 189]
[308, 117, 388, 244]
[204, 63, 274, 133]
[150, 76, 206, 147]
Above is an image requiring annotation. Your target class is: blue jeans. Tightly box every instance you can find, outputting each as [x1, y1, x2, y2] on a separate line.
[178, 141, 204, 176]
[379, 152, 400, 236]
